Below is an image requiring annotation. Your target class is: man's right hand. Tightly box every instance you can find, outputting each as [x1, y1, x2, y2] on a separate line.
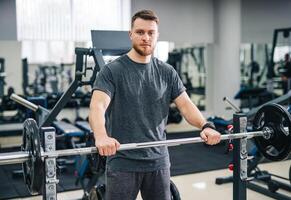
[95, 135, 120, 156]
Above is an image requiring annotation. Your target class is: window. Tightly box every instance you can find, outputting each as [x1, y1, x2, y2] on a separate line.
[154, 41, 173, 62]
[16, 0, 131, 63]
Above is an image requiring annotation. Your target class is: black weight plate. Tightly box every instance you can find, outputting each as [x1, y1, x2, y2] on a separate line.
[87, 184, 105, 200]
[170, 180, 181, 200]
[253, 103, 291, 161]
[22, 119, 44, 194]
[96, 184, 106, 200]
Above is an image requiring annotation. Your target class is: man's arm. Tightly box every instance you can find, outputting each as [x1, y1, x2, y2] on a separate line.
[174, 91, 221, 145]
[89, 90, 120, 156]
[174, 92, 206, 128]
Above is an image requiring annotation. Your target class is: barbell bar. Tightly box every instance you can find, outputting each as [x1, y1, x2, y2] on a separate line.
[0, 151, 29, 165]
[0, 129, 272, 166]
[10, 93, 38, 112]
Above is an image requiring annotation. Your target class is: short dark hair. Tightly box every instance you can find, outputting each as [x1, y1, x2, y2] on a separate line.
[131, 9, 159, 28]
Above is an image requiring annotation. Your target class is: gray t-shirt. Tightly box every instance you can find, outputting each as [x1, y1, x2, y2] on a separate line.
[93, 54, 185, 172]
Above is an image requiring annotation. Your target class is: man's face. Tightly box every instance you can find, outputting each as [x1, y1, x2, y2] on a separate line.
[129, 18, 159, 56]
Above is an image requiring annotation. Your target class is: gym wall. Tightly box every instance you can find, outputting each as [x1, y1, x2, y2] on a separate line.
[132, 0, 214, 45]
[241, 0, 291, 43]
[0, 0, 22, 94]
[0, 41, 22, 94]
[0, 0, 17, 40]
[132, 0, 291, 45]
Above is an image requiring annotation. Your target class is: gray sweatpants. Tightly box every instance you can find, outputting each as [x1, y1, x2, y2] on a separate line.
[105, 168, 171, 200]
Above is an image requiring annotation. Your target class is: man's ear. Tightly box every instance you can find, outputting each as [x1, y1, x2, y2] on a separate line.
[128, 30, 133, 40]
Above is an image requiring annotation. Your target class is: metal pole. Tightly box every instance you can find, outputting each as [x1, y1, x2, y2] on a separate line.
[0, 151, 30, 165]
[223, 97, 241, 113]
[0, 130, 266, 165]
[44, 131, 264, 158]
[233, 113, 247, 200]
[10, 94, 38, 112]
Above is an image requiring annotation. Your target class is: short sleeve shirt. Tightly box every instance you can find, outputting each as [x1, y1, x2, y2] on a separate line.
[93, 55, 185, 172]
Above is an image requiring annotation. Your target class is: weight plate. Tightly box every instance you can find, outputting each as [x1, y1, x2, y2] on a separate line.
[170, 180, 181, 200]
[22, 119, 44, 194]
[253, 103, 291, 161]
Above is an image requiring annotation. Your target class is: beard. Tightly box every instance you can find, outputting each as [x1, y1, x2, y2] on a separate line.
[133, 43, 155, 56]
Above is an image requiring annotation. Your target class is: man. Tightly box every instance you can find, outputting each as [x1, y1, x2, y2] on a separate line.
[89, 9, 221, 200]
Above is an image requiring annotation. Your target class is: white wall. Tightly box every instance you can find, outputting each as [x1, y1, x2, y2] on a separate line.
[241, 0, 291, 43]
[133, 0, 291, 44]
[207, 0, 241, 118]
[0, 41, 22, 94]
[132, 0, 214, 45]
[0, 0, 22, 94]
[0, 0, 17, 40]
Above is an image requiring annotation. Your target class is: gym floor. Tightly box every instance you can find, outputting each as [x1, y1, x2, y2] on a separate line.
[15, 160, 290, 200]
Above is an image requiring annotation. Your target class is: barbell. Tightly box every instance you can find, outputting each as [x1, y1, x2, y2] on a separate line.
[0, 103, 290, 195]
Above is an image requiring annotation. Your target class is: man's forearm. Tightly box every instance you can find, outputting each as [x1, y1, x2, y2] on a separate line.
[174, 92, 207, 129]
[181, 101, 207, 129]
[89, 106, 108, 139]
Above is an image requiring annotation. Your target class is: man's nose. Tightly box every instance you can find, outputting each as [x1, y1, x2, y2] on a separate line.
[142, 33, 150, 41]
